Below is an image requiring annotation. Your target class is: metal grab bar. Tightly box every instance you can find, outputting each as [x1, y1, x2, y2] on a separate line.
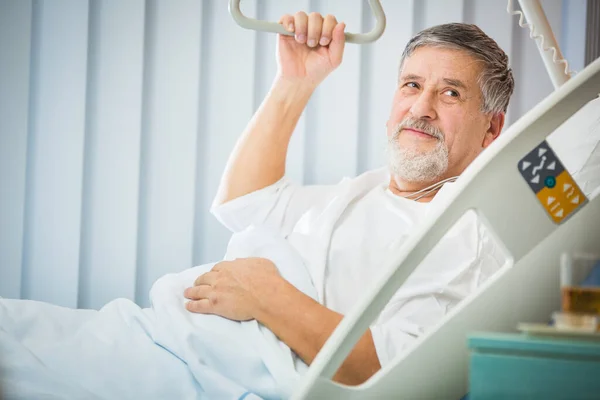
[228, 0, 386, 44]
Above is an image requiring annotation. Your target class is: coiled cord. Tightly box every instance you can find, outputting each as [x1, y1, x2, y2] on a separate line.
[507, 0, 576, 77]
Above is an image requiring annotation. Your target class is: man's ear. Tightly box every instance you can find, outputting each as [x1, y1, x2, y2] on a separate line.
[482, 112, 504, 148]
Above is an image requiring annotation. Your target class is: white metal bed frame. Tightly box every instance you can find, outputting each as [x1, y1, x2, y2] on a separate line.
[229, 1, 600, 398]
[293, 53, 600, 400]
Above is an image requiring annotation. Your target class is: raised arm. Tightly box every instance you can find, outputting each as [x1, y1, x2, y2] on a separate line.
[213, 13, 346, 206]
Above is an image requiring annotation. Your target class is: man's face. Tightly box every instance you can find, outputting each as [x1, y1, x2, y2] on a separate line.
[386, 46, 502, 183]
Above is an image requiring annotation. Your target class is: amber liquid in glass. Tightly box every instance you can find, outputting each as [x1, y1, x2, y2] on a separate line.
[562, 286, 600, 315]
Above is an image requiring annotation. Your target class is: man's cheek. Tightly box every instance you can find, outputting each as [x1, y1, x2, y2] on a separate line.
[390, 105, 411, 127]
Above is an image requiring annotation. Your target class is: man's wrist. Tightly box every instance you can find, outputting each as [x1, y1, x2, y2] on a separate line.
[270, 75, 316, 106]
[253, 274, 294, 324]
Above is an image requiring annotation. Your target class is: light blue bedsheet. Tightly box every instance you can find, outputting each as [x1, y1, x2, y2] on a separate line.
[0, 227, 317, 400]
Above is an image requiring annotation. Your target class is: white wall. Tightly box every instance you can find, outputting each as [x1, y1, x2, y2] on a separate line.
[0, 0, 587, 308]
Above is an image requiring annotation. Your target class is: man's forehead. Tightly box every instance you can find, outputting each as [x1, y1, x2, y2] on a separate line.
[400, 47, 482, 87]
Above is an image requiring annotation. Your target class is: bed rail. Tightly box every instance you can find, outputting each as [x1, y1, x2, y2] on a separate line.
[292, 56, 600, 399]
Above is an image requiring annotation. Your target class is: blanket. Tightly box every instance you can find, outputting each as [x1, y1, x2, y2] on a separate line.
[0, 227, 317, 400]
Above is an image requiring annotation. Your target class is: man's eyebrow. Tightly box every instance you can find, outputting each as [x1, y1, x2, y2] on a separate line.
[443, 78, 468, 90]
[399, 74, 424, 82]
[400, 74, 468, 90]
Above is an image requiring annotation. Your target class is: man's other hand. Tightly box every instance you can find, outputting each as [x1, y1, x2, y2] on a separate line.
[184, 257, 283, 321]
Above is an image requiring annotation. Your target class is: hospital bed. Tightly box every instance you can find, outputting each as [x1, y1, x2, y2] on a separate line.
[293, 56, 600, 400]
[230, 0, 600, 398]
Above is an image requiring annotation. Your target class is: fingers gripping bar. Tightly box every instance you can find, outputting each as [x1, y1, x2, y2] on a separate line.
[228, 0, 386, 45]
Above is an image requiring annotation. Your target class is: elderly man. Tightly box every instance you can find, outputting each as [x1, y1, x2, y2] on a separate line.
[0, 12, 516, 400]
[183, 12, 514, 385]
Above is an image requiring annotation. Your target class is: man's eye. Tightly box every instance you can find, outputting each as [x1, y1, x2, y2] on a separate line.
[404, 82, 419, 89]
[444, 89, 459, 97]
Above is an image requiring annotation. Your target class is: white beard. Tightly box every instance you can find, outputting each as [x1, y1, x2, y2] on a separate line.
[386, 127, 449, 183]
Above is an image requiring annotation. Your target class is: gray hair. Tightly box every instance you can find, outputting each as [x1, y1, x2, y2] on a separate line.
[399, 23, 514, 114]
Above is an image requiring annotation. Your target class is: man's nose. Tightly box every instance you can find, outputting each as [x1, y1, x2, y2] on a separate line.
[409, 91, 437, 120]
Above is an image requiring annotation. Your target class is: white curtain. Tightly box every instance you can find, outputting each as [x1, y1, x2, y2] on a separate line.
[0, 0, 586, 308]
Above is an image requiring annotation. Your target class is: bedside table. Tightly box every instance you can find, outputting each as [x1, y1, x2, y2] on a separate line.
[467, 332, 600, 399]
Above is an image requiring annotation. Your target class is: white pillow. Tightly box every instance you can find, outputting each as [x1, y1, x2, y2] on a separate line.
[547, 95, 600, 199]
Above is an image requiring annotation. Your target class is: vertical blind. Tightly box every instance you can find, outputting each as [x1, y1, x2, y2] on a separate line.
[0, 0, 585, 308]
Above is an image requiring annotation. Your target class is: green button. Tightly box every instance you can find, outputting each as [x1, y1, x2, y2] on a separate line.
[545, 176, 556, 188]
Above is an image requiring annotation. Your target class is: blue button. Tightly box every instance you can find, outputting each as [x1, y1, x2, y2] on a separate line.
[545, 176, 556, 188]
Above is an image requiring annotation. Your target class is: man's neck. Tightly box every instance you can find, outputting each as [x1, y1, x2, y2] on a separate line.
[387, 176, 447, 203]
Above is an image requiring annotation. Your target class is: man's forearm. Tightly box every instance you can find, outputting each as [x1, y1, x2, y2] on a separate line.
[213, 78, 315, 206]
[254, 279, 381, 385]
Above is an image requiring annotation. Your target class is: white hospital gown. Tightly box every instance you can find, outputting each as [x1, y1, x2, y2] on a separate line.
[212, 168, 506, 367]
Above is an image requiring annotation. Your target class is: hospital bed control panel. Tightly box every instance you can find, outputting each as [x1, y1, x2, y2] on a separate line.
[519, 140, 587, 224]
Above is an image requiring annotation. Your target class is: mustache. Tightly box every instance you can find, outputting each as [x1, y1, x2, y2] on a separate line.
[393, 118, 444, 140]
